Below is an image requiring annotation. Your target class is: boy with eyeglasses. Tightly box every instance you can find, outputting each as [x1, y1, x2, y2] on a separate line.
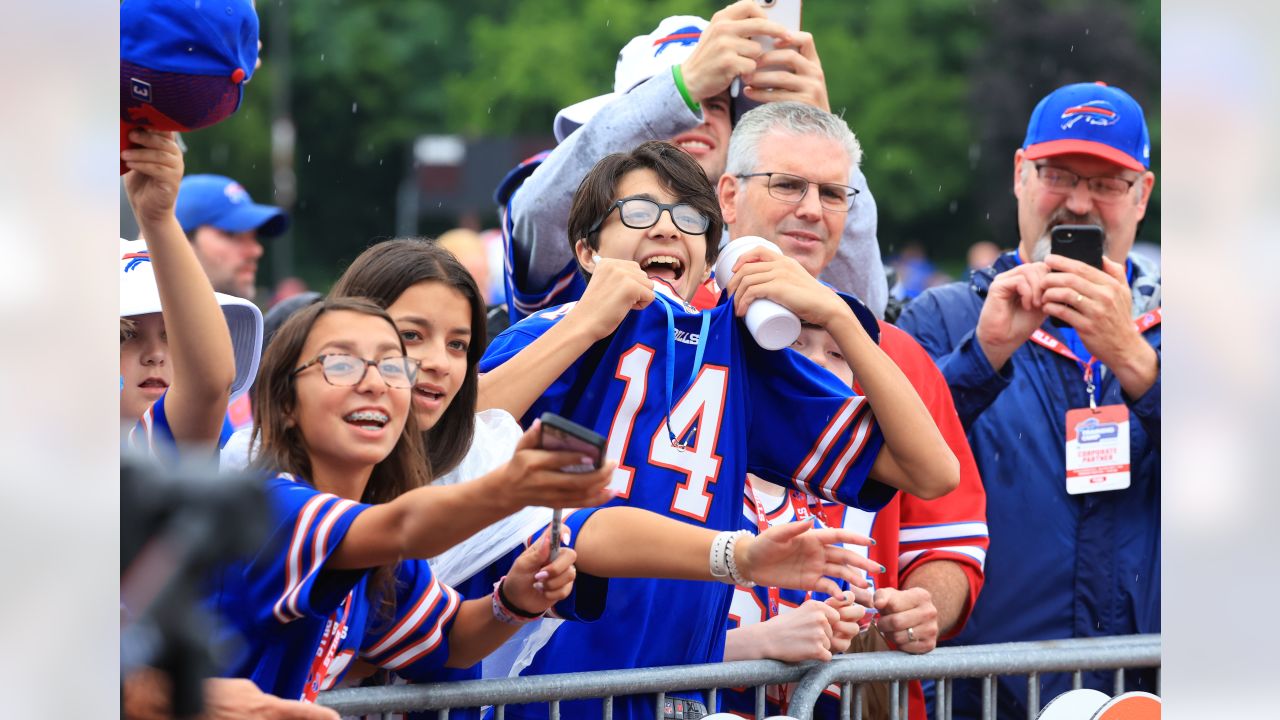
[897, 81, 1161, 717]
[478, 140, 957, 720]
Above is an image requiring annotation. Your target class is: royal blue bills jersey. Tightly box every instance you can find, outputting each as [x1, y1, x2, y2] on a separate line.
[209, 473, 462, 701]
[479, 284, 892, 720]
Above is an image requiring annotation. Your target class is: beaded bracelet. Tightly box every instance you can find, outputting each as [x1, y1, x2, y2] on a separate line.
[725, 530, 755, 588]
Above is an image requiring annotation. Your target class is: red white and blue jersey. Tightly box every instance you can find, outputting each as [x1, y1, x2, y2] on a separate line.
[127, 390, 234, 462]
[208, 473, 462, 701]
[495, 151, 587, 323]
[479, 283, 892, 720]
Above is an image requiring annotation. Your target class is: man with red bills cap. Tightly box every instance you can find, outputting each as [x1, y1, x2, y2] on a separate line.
[897, 81, 1161, 718]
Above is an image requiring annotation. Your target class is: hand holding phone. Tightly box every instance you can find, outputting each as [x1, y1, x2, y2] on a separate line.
[539, 413, 606, 560]
[1048, 224, 1104, 327]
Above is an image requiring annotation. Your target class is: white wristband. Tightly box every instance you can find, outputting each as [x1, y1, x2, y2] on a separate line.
[726, 530, 755, 588]
[709, 531, 734, 582]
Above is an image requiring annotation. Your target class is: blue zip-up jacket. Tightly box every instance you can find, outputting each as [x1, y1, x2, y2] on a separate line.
[897, 251, 1160, 719]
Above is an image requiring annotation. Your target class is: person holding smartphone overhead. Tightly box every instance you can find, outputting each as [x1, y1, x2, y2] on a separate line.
[488, 0, 892, 338]
[896, 82, 1161, 719]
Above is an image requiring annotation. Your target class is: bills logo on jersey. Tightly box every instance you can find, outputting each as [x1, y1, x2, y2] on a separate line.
[130, 78, 152, 104]
[122, 251, 151, 272]
[1061, 100, 1119, 130]
[652, 26, 702, 56]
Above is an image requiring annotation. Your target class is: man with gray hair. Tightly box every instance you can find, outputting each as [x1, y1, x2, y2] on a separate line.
[715, 101, 989, 720]
[496, 0, 888, 322]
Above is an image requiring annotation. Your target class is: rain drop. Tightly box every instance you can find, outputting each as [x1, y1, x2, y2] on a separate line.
[1085, 28, 1090, 35]
[607, 19, 611, 27]
[1069, 45, 1075, 53]
[320, 53, 326, 62]
[379, 159, 384, 166]
[352, 102, 359, 113]
[937, 185, 942, 193]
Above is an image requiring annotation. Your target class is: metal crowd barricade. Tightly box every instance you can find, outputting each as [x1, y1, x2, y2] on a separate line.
[318, 634, 1161, 720]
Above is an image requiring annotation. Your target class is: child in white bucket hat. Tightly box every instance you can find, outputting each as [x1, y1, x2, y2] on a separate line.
[120, 127, 263, 457]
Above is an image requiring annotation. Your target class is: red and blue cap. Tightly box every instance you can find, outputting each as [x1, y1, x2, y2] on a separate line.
[175, 174, 289, 237]
[1022, 82, 1150, 172]
[120, 0, 259, 158]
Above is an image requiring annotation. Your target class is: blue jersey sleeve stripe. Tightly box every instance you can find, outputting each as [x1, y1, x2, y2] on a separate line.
[364, 577, 447, 658]
[378, 585, 461, 671]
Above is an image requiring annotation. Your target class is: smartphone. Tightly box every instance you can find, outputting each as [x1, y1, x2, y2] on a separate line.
[731, 0, 803, 122]
[539, 413, 606, 560]
[1049, 224, 1104, 327]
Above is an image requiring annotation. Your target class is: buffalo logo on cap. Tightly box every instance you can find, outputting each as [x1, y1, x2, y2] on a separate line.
[123, 251, 152, 273]
[653, 26, 702, 56]
[223, 181, 250, 204]
[1060, 100, 1120, 130]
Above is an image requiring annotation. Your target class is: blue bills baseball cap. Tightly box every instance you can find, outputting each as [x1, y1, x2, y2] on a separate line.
[1022, 82, 1151, 172]
[120, 0, 260, 132]
[175, 175, 289, 238]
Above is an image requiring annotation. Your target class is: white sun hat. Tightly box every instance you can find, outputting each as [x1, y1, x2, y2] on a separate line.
[553, 15, 708, 142]
[119, 238, 263, 400]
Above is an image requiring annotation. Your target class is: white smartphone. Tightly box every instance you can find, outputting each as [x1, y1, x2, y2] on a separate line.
[753, 0, 802, 54]
[731, 0, 804, 108]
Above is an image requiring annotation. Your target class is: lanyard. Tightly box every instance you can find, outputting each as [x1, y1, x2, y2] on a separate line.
[747, 485, 839, 617]
[1027, 308, 1162, 410]
[655, 291, 711, 449]
[302, 591, 353, 703]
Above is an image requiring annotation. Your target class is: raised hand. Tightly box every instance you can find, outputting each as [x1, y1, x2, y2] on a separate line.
[495, 420, 616, 510]
[974, 261, 1051, 371]
[737, 520, 882, 597]
[744, 31, 830, 112]
[568, 257, 655, 341]
[680, 0, 795, 101]
[1041, 254, 1159, 397]
[121, 129, 184, 229]
[724, 246, 848, 326]
[503, 528, 579, 617]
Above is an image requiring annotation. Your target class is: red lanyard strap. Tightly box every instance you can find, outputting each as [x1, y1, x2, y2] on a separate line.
[1027, 308, 1161, 409]
[302, 591, 353, 703]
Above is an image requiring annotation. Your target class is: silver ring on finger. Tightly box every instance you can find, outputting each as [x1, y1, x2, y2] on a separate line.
[906, 626, 916, 643]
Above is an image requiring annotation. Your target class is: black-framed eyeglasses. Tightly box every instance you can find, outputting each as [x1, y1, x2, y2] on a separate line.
[1033, 163, 1138, 200]
[292, 353, 420, 389]
[737, 172, 859, 211]
[589, 197, 711, 235]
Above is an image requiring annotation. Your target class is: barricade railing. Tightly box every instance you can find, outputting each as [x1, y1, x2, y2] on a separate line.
[318, 634, 1161, 720]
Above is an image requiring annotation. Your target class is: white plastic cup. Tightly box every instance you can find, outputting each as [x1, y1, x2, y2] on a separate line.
[714, 236, 801, 351]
